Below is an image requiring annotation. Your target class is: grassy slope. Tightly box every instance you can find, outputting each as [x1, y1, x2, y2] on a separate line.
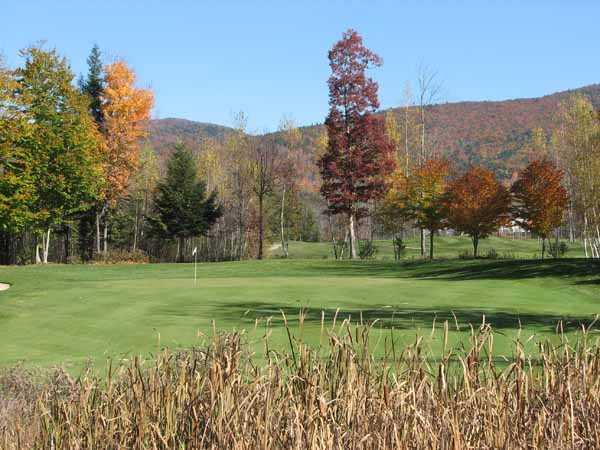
[0, 237, 598, 371]
[268, 235, 585, 260]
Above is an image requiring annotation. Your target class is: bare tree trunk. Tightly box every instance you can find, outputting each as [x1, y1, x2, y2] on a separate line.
[584, 213, 590, 258]
[420, 107, 426, 163]
[420, 228, 425, 257]
[541, 238, 546, 260]
[258, 194, 264, 260]
[42, 227, 51, 264]
[280, 185, 288, 258]
[349, 213, 358, 259]
[339, 230, 349, 259]
[103, 222, 108, 254]
[96, 211, 101, 254]
[64, 224, 71, 264]
[133, 200, 139, 252]
[35, 237, 42, 264]
[472, 235, 479, 258]
[568, 202, 575, 243]
[429, 229, 434, 260]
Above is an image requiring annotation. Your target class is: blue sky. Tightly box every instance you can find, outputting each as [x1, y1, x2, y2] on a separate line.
[2, 1, 598, 131]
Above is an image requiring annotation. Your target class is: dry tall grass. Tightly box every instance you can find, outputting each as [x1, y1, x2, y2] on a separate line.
[2, 315, 600, 449]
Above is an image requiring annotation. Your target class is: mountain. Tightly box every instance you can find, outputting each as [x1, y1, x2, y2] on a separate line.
[148, 84, 600, 185]
[147, 118, 234, 157]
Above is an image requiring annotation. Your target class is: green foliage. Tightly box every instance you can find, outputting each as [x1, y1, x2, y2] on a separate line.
[548, 241, 569, 259]
[0, 57, 38, 232]
[358, 240, 378, 259]
[15, 46, 102, 231]
[149, 143, 222, 252]
[458, 249, 473, 260]
[485, 248, 499, 259]
[392, 236, 406, 260]
[76, 45, 106, 261]
[266, 189, 320, 243]
[79, 44, 104, 127]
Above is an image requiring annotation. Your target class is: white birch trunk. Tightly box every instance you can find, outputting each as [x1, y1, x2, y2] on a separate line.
[349, 213, 358, 259]
[42, 227, 51, 264]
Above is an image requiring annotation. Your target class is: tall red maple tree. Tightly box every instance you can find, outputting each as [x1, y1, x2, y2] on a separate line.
[318, 29, 394, 258]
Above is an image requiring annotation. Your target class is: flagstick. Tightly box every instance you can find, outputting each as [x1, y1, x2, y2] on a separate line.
[194, 251, 197, 287]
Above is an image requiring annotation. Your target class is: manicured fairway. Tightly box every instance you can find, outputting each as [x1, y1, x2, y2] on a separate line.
[0, 240, 599, 371]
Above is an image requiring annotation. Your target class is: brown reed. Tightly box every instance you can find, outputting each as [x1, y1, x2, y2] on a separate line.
[1, 315, 600, 449]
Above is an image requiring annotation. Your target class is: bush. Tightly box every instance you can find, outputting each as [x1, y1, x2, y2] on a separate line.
[358, 240, 378, 259]
[392, 236, 406, 261]
[548, 241, 568, 259]
[458, 250, 472, 260]
[92, 249, 150, 264]
[485, 248, 498, 259]
[501, 251, 516, 259]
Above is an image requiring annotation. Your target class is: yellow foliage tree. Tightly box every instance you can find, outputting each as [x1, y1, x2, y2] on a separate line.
[97, 61, 154, 253]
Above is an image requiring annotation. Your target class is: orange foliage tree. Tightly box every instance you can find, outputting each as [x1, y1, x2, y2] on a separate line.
[511, 159, 568, 259]
[445, 166, 511, 257]
[406, 159, 451, 259]
[98, 61, 154, 252]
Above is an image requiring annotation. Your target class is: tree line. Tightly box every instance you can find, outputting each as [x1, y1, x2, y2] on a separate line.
[318, 30, 575, 260]
[0, 45, 319, 264]
[1, 31, 598, 264]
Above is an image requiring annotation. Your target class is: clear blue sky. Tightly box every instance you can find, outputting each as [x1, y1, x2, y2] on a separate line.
[3, 1, 598, 131]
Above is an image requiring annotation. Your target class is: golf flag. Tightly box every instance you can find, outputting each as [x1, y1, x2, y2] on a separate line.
[193, 246, 198, 286]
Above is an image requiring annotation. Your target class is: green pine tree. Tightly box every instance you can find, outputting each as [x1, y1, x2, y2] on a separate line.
[78, 45, 105, 261]
[149, 143, 222, 262]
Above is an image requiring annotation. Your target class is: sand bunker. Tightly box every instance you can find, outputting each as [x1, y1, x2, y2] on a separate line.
[0, 283, 10, 291]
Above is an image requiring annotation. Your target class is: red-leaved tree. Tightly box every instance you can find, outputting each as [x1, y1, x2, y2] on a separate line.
[445, 166, 511, 257]
[318, 29, 394, 259]
[511, 159, 568, 259]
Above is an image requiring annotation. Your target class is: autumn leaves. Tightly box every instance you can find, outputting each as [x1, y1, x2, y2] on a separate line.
[0, 45, 153, 263]
[320, 30, 568, 260]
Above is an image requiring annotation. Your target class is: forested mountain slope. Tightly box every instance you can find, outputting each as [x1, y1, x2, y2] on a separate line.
[148, 84, 600, 185]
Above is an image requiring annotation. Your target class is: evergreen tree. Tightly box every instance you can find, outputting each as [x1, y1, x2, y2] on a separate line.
[78, 45, 105, 261]
[149, 144, 222, 262]
[80, 44, 104, 127]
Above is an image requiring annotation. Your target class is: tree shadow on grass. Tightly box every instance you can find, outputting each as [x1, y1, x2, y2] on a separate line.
[303, 258, 600, 284]
[210, 302, 598, 334]
[410, 259, 600, 282]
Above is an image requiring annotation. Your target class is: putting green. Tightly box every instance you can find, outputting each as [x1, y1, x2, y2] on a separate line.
[1, 246, 599, 371]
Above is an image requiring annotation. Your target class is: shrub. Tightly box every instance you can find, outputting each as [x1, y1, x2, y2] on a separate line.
[501, 251, 516, 259]
[392, 236, 406, 260]
[548, 241, 569, 259]
[458, 249, 472, 260]
[92, 249, 149, 264]
[485, 248, 498, 259]
[358, 240, 378, 259]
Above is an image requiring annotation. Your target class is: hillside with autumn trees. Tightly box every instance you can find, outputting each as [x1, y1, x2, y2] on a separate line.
[149, 83, 600, 186]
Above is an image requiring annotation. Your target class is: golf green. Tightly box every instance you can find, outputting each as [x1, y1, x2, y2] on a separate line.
[1, 239, 599, 371]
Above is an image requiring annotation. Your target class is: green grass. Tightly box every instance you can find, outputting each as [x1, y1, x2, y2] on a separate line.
[0, 236, 599, 372]
[268, 235, 585, 260]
